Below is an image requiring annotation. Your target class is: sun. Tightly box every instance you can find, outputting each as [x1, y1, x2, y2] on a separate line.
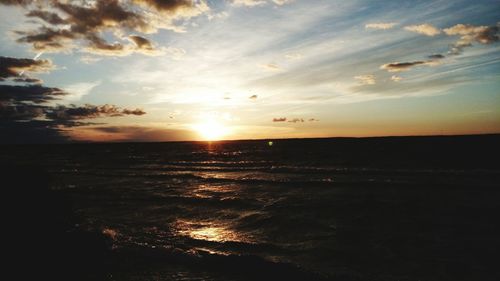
[193, 119, 229, 141]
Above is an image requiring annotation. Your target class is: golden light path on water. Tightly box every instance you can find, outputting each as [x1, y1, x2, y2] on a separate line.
[173, 177, 255, 247]
[174, 219, 251, 243]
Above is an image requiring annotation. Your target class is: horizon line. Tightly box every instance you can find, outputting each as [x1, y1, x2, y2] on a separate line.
[2, 133, 499, 146]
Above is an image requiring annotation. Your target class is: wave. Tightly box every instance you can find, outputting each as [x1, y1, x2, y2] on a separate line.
[111, 243, 333, 281]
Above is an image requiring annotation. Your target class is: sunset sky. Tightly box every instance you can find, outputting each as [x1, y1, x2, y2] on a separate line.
[1, 0, 499, 143]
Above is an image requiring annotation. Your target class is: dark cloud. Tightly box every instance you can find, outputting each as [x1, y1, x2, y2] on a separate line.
[444, 24, 499, 44]
[16, 27, 75, 52]
[428, 54, 445, 60]
[12, 1, 149, 54]
[0, 84, 66, 104]
[273, 117, 316, 123]
[86, 34, 126, 55]
[0, 103, 45, 120]
[46, 104, 146, 121]
[380, 61, 427, 72]
[0, 56, 53, 80]
[54, 0, 148, 33]
[13, 77, 43, 84]
[0, 0, 33, 6]
[475, 26, 499, 44]
[3, 0, 209, 56]
[444, 24, 499, 55]
[26, 10, 67, 25]
[133, 0, 194, 12]
[122, 108, 147, 115]
[1, 101, 147, 143]
[129, 35, 154, 51]
[1, 56, 147, 143]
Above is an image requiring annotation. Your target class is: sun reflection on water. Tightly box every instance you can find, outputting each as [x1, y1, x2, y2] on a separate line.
[187, 183, 240, 200]
[174, 219, 250, 243]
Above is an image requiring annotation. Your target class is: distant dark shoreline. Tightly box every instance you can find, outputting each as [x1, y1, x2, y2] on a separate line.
[1, 133, 499, 146]
[2, 133, 499, 171]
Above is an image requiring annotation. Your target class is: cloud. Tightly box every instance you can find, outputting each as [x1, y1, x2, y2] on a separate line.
[0, 103, 45, 120]
[133, 0, 209, 17]
[63, 81, 100, 102]
[128, 35, 175, 56]
[122, 108, 147, 115]
[448, 41, 472, 56]
[129, 35, 154, 50]
[81, 35, 172, 57]
[443, 24, 499, 55]
[12, 77, 43, 84]
[26, 9, 66, 25]
[391, 75, 403, 82]
[260, 63, 281, 71]
[443, 24, 499, 43]
[0, 0, 33, 6]
[231, 0, 291, 7]
[0, 84, 66, 104]
[232, 0, 267, 6]
[53, 0, 150, 33]
[380, 61, 428, 72]
[376, 22, 498, 77]
[133, 0, 194, 11]
[3, 0, 209, 56]
[380, 56, 444, 72]
[404, 24, 441, 36]
[428, 54, 445, 60]
[272, 0, 292, 5]
[84, 35, 128, 56]
[80, 56, 102, 64]
[162, 47, 187, 59]
[354, 74, 376, 85]
[365, 22, 398, 30]
[285, 53, 303, 60]
[46, 104, 146, 121]
[16, 27, 77, 52]
[0, 56, 53, 80]
[272, 117, 316, 123]
[0, 56, 146, 143]
[207, 11, 229, 21]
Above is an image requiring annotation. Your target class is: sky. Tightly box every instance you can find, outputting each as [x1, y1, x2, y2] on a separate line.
[1, 0, 499, 143]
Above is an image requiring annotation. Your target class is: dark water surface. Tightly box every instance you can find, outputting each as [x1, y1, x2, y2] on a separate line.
[2, 135, 500, 281]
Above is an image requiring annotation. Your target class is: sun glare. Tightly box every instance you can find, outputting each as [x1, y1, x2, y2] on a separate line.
[194, 119, 229, 141]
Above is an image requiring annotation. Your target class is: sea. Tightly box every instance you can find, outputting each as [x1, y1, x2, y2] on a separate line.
[1, 135, 499, 281]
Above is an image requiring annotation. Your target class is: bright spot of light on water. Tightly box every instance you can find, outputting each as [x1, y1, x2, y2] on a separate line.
[174, 219, 250, 243]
